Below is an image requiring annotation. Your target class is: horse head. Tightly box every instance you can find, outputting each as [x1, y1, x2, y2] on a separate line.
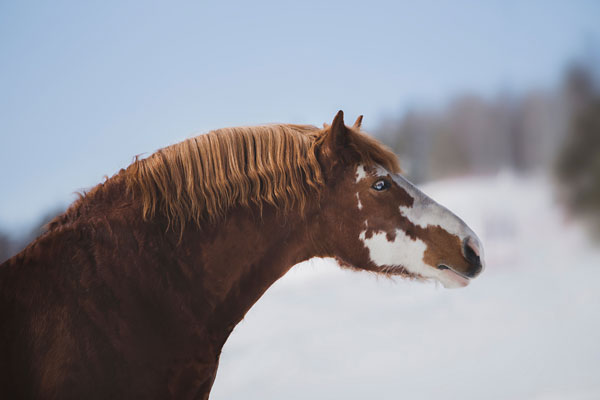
[316, 111, 484, 288]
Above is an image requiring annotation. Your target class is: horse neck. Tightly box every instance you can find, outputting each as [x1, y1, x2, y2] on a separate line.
[170, 204, 320, 346]
[61, 176, 321, 348]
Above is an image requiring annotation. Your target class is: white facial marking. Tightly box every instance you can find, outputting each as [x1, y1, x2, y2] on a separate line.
[359, 229, 466, 288]
[356, 192, 362, 210]
[359, 229, 428, 276]
[355, 164, 367, 183]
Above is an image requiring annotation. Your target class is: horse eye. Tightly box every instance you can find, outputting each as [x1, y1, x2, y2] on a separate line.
[372, 179, 390, 191]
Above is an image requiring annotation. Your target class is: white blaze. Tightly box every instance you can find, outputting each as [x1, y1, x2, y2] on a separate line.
[376, 166, 484, 255]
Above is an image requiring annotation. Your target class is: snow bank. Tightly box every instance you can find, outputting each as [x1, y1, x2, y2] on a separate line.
[211, 173, 600, 400]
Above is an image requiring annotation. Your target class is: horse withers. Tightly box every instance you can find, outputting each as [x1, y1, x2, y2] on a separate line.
[0, 111, 483, 399]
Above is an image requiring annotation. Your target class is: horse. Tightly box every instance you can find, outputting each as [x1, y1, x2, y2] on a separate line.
[0, 111, 484, 399]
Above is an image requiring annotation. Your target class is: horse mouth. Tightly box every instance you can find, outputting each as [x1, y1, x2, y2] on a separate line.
[381, 264, 470, 289]
[436, 264, 470, 288]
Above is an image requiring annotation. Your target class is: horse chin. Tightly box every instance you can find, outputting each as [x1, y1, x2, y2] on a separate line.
[435, 269, 470, 289]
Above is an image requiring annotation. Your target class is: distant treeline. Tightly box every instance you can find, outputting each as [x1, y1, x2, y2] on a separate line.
[555, 64, 600, 237]
[375, 60, 598, 184]
[375, 57, 600, 235]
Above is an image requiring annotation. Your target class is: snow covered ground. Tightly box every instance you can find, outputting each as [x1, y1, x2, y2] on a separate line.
[210, 172, 600, 400]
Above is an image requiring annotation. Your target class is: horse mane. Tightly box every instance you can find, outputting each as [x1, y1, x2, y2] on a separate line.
[125, 124, 322, 229]
[58, 122, 399, 232]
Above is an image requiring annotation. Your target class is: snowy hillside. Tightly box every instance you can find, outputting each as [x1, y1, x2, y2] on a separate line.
[210, 173, 600, 400]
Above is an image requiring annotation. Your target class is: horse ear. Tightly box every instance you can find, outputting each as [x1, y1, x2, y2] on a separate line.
[353, 115, 363, 129]
[325, 110, 349, 151]
[321, 110, 361, 170]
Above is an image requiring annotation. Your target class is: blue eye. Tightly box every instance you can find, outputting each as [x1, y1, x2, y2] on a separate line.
[372, 179, 390, 191]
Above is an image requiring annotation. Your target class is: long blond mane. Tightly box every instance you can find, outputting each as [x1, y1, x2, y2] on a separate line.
[125, 123, 399, 229]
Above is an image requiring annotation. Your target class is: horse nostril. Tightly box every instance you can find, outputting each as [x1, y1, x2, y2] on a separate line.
[463, 236, 482, 277]
[463, 236, 480, 263]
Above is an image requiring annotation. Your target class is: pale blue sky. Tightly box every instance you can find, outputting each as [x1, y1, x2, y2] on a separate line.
[1, 0, 599, 232]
